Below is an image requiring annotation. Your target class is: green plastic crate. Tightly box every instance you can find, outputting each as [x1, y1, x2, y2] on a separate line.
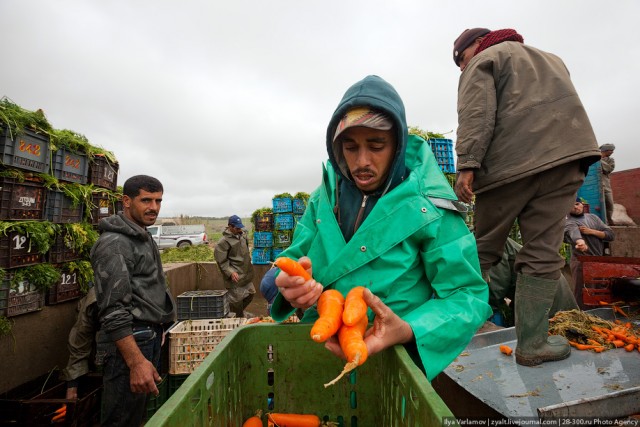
[147, 323, 454, 426]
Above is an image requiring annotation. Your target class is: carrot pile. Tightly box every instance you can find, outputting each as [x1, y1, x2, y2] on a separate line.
[549, 308, 640, 353]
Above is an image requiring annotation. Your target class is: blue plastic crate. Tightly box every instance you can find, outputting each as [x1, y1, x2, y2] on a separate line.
[577, 160, 605, 222]
[428, 138, 456, 174]
[253, 231, 273, 248]
[251, 248, 272, 265]
[271, 248, 285, 261]
[274, 213, 294, 230]
[272, 197, 292, 213]
[292, 198, 306, 214]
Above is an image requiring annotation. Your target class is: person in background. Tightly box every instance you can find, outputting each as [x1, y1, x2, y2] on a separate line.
[452, 27, 600, 366]
[214, 215, 255, 317]
[60, 287, 99, 400]
[270, 75, 491, 382]
[92, 175, 176, 427]
[599, 143, 616, 225]
[564, 198, 615, 309]
[259, 267, 278, 314]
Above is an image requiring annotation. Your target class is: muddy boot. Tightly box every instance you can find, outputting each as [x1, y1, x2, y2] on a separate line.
[515, 274, 571, 366]
[549, 274, 579, 317]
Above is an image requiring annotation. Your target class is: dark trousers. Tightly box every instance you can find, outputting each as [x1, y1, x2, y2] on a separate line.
[475, 161, 585, 280]
[101, 324, 162, 427]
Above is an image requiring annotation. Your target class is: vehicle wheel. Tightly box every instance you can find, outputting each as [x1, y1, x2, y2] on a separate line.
[177, 241, 192, 248]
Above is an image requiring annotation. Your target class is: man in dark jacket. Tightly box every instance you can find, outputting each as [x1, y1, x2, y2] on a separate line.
[214, 215, 255, 317]
[565, 199, 615, 308]
[452, 27, 600, 366]
[91, 175, 176, 427]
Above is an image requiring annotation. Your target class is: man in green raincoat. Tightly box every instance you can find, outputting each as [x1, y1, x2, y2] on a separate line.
[270, 75, 491, 381]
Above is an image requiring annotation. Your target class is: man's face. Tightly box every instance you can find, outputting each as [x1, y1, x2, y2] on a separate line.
[458, 39, 482, 72]
[339, 126, 396, 193]
[570, 202, 584, 216]
[123, 189, 162, 228]
[229, 225, 243, 236]
[601, 150, 614, 158]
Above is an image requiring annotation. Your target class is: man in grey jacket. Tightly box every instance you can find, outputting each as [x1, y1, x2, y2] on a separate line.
[214, 215, 255, 317]
[92, 175, 176, 427]
[452, 27, 600, 366]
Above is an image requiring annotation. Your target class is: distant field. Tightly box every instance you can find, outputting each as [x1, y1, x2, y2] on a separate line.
[157, 216, 253, 243]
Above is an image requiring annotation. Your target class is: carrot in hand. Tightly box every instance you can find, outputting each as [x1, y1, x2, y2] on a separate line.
[499, 345, 513, 356]
[310, 290, 344, 343]
[324, 315, 368, 388]
[274, 257, 312, 281]
[342, 286, 367, 326]
[243, 409, 263, 427]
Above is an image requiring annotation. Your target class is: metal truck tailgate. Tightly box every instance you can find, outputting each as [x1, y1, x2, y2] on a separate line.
[443, 308, 640, 422]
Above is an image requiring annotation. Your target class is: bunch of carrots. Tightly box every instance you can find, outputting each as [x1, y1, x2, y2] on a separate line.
[273, 257, 369, 388]
[549, 306, 640, 353]
[50, 404, 66, 423]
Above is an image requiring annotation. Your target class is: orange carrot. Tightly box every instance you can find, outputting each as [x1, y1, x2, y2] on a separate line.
[624, 343, 635, 352]
[613, 305, 629, 318]
[499, 345, 513, 356]
[342, 286, 367, 326]
[310, 290, 344, 343]
[324, 315, 368, 388]
[51, 411, 66, 423]
[54, 405, 67, 415]
[611, 340, 626, 348]
[274, 257, 312, 281]
[243, 410, 263, 427]
[569, 341, 605, 351]
[267, 412, 334, 427]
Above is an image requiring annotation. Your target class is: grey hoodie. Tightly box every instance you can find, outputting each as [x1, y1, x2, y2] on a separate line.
[91, 213, 175, 342]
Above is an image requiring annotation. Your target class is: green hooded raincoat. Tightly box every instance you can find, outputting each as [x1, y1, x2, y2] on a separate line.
[271, 75, 491, 381]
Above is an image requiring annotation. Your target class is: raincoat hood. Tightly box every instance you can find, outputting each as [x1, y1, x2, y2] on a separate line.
[327, 75, 408, 195]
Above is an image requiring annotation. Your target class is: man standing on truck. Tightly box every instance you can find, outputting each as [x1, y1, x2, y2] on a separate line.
[599, 143, 616, 225]
[91, 175, 176, 427]
[452, 27, 600, 366]
[214, 215, 255, 317]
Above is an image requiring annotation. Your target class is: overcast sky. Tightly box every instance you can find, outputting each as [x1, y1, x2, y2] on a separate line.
[2, 1, 638, 218]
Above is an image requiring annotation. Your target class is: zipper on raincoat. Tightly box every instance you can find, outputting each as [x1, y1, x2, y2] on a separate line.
[353, 194, 368, 235]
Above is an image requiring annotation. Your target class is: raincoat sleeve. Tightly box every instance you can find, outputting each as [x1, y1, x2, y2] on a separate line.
[403, 209, 491, 381]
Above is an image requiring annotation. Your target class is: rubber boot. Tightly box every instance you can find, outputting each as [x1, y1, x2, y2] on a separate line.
[515, 274, 571, 366]
[549, 274, 579, 317]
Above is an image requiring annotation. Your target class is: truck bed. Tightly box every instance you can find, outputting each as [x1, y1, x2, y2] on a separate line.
[441, 308, 640, 423]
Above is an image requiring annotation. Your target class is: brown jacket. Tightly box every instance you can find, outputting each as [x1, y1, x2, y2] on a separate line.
[456, 41, 600, 193]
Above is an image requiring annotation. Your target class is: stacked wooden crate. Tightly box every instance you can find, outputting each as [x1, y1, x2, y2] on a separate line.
[0, 97, 119, 321]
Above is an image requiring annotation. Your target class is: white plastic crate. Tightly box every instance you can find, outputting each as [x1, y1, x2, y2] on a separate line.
[168, 318, 247, 374]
